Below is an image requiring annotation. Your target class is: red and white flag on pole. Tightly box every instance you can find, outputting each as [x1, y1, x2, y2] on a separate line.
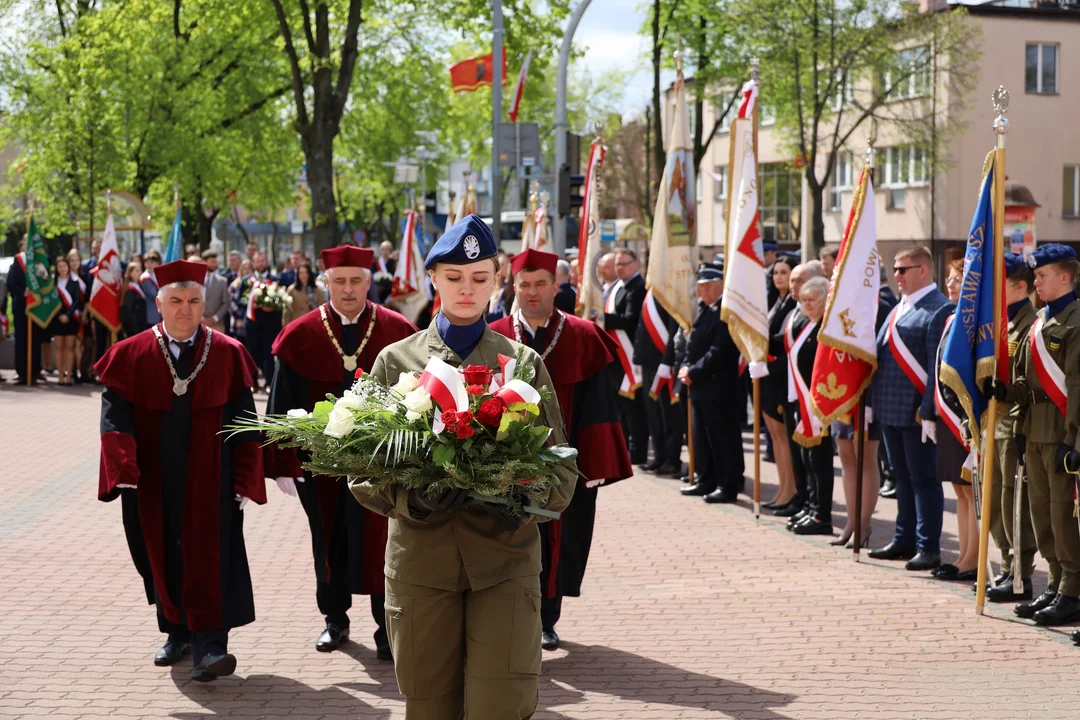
[576, 138, 606, 321]
[88, 212, 123, 332]
[810, 167, 880, 424]
[508, 50, 532, 123]
[389, 210, 428, 325]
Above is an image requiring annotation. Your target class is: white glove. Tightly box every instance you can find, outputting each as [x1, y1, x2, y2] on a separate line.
[865, 406, 873, 426]
[921, 420, 937, 445]
[275, 477, 303, 497]
[748, 361, 769, 380]
[235, 495, 250, 510]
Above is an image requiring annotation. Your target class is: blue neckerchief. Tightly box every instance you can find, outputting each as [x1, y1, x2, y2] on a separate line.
[1045, 292, 1076, 320]
[435, 312, 486, 360]
[1007, 299, 1030, 322]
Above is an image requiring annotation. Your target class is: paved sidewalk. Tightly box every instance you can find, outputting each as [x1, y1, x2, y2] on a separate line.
[2, 380, 1079, 719]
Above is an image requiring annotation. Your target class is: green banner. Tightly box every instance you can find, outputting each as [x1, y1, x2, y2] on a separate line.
[24, 217, 61, 329]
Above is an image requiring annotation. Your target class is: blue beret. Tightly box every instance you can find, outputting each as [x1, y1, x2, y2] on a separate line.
[1004, 252, 1025, 277]
[697, 262, 723, 283]
[763, 243, 779, 252]
[424, 214, 498, 270]
[1026, 243, 1076, 269]
[712, 252, 725, 266]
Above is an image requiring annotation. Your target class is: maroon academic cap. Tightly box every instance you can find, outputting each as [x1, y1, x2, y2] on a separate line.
[321, 246, 374, 270]
[155, 260, 207, 287]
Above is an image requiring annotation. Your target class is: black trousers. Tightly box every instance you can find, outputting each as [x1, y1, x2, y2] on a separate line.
[640, 365, 683, 466]
[541, 595, 562, 633]
[783, 402, 809, 508]
[801, 440, 836, 523]
[618, 387, 650, 464]
[692, 395, 744, 494]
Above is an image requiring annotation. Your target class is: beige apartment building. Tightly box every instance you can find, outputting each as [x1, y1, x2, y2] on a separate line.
[676, 0, 1080, 272]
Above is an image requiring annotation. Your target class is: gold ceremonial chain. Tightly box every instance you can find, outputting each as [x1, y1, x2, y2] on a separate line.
[320, 302, 378, 372]
[151, 324, 213, 396]
[513, 310, 567, 361]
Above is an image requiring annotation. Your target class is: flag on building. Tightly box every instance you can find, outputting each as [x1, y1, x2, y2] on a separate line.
[88, 212, 123, 332]
[939, 151, 1007, 449]
[162, 201, 182, 263]
[389, 210, 427, 324]
[576, 138, 606, 322]
[508, 50, 532, 123]
[809, 167, 880, 424]
[450, 48, 507, 93]
[719, 79, 767, 361]
[21, 216, 61, 329]
[645, 69, 697, 330]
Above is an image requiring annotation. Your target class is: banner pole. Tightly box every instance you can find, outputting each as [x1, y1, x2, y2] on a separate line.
[753, 378, 761, 519]
[853, 399, 865, 560]
[977, 86, 1010, 616]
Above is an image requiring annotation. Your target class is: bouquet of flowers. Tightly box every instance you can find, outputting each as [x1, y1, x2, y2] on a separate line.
[251, 280, 292, 312]
[233, 349, 578, 518]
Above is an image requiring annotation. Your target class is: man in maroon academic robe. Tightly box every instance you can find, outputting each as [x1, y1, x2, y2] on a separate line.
[96, 259, 266, 683]
[265, 246, 416, 659]
[491, 248, 632, 650]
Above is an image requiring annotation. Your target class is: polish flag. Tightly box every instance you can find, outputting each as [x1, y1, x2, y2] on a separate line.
[508, 50, 533, 123]
[418, 356, 470, 412]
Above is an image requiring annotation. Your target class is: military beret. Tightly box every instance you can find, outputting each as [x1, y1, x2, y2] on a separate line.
[1026, 243, 1076, 269]
[156, 260, 207, 287]
[762, 243, 779, 252]
[697, 262, 724, 283]
[424, 214, 498, 270]
[1004, 251, 1026, 277]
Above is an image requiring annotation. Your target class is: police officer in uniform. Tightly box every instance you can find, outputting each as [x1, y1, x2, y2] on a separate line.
[995, 243, 1080, 626]
[986, 253, 1038, 602]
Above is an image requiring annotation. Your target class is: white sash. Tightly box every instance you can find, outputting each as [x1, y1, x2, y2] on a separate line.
[642, 290, 670, 354]
[786, 317, 823, 444]
[885, 304, 928, 394]
[604, 281, 642, 397]
[56, 283, 74, 308]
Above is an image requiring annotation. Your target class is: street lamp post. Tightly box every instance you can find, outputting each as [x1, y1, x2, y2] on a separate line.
[553, 0, 594, 254]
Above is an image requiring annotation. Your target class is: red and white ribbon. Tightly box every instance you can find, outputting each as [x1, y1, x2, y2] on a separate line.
[140, 270, 158, 291]
[604, 282, 643, 397]
[418, 356, 470, 413]
[126, 282, 145, 300]
[786, 319, 823, 443]
[650, 363, 675, 401]
[1030, 314, 1068, 417]
[57, 283, 74, 309]
[641, 290, 669, 355]
[495, 379, 541, 406]
[885, 305, 928, 395]
[935, 315, 967, 447]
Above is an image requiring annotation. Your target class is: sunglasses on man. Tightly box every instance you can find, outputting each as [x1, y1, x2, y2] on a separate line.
[893, 265, 923, 274]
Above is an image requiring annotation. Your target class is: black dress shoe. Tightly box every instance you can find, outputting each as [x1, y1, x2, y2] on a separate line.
[879, 479, 897, 498]
[639, 460, 660, 472]
[191, 652, 237, 683]
[376, 643, 394, 662]
[315, 624, 350, 652]
[773, 501, 803, 518]
[681, 482, 714, 497]
[1015, 586, 1057, 619]
[793, 518, 833, 536]
[905, 552, 940, 572]
[932, 564, 959, 579]
[1033, 594, 1080, 626]
[655, 461, 681, 475]
[541, 630, 560, 650]
[704, 489, 738, 504]
[993, 571, 1009, 586]
[1071, 629, 1080, 645]
[154, 639, 190, 666]
[762, 501, 781, 510]
[786, 510, 810, 530]
[868, 542, 917, 561]
[987, 577, 1032, 603]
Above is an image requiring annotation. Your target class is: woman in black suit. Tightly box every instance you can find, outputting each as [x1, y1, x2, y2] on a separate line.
[761, 256, 797, 510]
[49, 256, 83, 385]
[121, 261, 150, 339]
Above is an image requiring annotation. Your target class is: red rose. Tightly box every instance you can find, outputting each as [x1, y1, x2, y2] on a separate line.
[440, 409, 459, 429]
[457, 410, 474, 426]
[462, 364, 494, 388]
[466, 384, 486, 396]
[354, 369, 364, 379]
[476, 397, 508, 427]
[456, 424, 475, 439]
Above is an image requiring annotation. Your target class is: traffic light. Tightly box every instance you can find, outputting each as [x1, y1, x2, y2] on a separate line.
[557, 164, 586, 217]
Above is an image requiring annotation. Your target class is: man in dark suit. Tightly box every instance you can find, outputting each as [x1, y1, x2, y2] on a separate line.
[245, 251, 281, 390]
[277, 250, 306, 289]
[603, 248, 648, 464]
[869, 246, 952, 571]
[554, 259, 578, 314]
[763, 243, 779, 308]
[679, 263, 744, 503]
[634, 289, 681, 474]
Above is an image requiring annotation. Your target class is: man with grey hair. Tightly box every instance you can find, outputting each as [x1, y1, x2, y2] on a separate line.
[95, 259, 266, 682]
[598, 252, 617, 303]
[554, 258, 577, 313]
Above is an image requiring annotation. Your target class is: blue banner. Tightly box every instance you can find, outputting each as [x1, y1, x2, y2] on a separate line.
[162, 207, 183, 263]
[939, 152, 1002, 446]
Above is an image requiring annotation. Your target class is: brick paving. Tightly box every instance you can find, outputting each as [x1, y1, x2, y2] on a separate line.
[2, 379, 1080, 719]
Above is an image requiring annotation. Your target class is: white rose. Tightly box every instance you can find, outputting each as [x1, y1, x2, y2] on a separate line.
[324, 405, 356, 438]
[400, 387, 433, 418]
[336, 390, 365, 411]
[286, 408, 311, 418]
[392, 372, 419, 395]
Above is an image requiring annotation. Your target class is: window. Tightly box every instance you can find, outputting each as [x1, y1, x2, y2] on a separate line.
[884, 46, 931, 100]
[881, 145, 929, 188]
[828, 152, 854, 212]
[716, 91, 736, 133]
[832, 70, 856, 111]
[758, 163, 802, 244]
[714, 166, 728, 200]
[1065, 166, 1080, 218]
[1026, 43, 1058, 94]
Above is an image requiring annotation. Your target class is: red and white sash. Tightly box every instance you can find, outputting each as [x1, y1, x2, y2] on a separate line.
[785, 317, 823, 445]
[73, 274, 87, 300]
[126, 282, 145, 299]
[1030, 313, 1068, 417]
[649, 363, 675, 401]
[885, 304, 928, 395]
[15, 253, 29, 298]
[604, 284, 643, 397]
[140, 270, 158, 292]
[376, 258, 390, 274]
[935, 315, 967, 447]
[641, 290, 669, 355]
[56, 283, 74, 308]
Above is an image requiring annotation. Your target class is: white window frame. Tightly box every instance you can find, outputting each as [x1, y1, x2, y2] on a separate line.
[832, 70, 856, 111]
[828, 152, 854, 212]
[715, 165, 728, 200]
[885, 46, 930, 101]
[1026, 43, 1059, 95]
[881, 145, 929, 189]
[1065, 165, 1080, 218]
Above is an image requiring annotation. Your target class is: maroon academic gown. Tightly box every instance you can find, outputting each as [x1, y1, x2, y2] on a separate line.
[264, 301, 417, 611]
[491, 311, 632, 599]
[96, 325, 266, 632]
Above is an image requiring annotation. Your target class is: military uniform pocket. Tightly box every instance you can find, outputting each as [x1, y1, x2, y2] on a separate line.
[508, 586, 542, 675]
[384, 593, 414, 696]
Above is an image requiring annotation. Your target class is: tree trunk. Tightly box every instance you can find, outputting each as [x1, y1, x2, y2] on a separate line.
[807, 180, 825, 255]
[651, 0, 665, 198]
[196, 209, 218, 251]
[304, 130, 338, 252]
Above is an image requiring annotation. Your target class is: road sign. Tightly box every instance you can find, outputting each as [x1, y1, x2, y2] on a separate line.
[290, 220, 305, 235]
[522, 157, 537, 167]
[498, 123, 540, 168]
[600, 220, 616, 241]
[353, 229, 368, 245]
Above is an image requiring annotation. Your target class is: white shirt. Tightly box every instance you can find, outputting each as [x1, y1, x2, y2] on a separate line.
[897, 282, 938, 320]
[161, 325, 199, 360]
[329, 300, 367, 326]
[516, 309, 551, 337]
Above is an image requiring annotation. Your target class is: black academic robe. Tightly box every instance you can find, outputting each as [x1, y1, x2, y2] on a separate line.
[491, 311, 633, 598]
[96, 325, 265, 632]
[266, 301, 417, 596]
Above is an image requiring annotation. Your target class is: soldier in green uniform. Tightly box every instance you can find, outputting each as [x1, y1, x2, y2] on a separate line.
[349, 215, 577, 719]
[995, 243, 1080, 626]
[986, 253, 1038, 602]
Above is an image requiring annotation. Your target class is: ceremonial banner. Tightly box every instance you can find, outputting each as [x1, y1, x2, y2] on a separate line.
[450, 49, 507, 93]
[719, 79, 767, 362]
[162, 203, 183, 263]
[645, 71, 696, 330]
[88, 212, 123, 332]
[533, 204, 549, 250]
[940, 152, 1007, 449]
[810, 168, 880, 424]
[22, 216, 62, 329]
[519, 201, 537, 252]
[389, 210, 427, 324]
[508, 50, 532, 123]
[576, 138, 606, 321]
